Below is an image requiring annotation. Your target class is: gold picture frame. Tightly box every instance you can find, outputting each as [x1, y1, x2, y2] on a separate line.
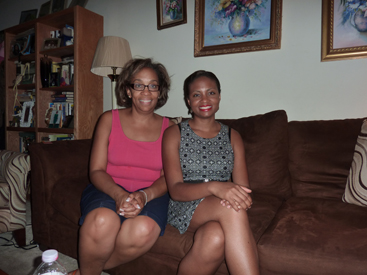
[194, 0, 282, 57]
[322, 0, 367, 62]
[156, 0, 187, 30]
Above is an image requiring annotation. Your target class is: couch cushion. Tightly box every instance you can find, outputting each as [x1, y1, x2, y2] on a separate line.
[343, 119, 367, 207]
[289, 118, 364, 199]
[51, 177, 89, 225]
[257, 197, 367, 275]
[219, 110, 291, 199]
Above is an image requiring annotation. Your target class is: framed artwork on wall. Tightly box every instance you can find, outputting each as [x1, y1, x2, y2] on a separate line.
[51, 0, 67, 14]
[38, 1, 51, 18]
[194, 0, 282, 57]
[156, 0, 187, 30]
[19, 9, 38, 24]
[321, 0, 367, 61]
[69, 0, 89, 8]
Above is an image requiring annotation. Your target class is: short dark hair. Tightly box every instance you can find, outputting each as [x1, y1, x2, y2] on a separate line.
[183, 70, 221, 115]
[115, 58, 171, 109]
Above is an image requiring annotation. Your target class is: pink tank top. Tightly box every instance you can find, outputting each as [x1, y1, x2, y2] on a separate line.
[107, 109, 170, 192]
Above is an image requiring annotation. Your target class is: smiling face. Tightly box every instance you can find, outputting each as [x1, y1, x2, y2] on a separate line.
[127, 67, 160, 113]
[187, 76, 221, 118]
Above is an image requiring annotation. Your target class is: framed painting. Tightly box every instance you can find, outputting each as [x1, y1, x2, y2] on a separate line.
[322, 0, 367, 61]
[157, 0, 187, 30]
[19, 9, 38, 24]
[69, 0, 89, 8]
[51, 0, 67, 13]
[38, 1, 51, 18]
[194, 0, 282, 57]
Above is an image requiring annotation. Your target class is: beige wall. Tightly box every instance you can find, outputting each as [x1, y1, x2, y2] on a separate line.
[1, 0, 366, 121]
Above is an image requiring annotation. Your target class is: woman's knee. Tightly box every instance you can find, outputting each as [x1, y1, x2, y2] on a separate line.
[82, 208, 120, 236]
[194, 222, 225, 261]
[122, 216, 160, 246]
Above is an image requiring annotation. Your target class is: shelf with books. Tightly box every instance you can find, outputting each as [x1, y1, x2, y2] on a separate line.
[40, 45, 74, 57]
[38, 128, 74, 134]
[6, 127, 36, 132]
[40, 85, 74, 92]
[4, 6, 103, 151]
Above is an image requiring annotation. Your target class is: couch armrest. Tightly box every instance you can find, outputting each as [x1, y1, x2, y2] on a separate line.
[0, 150, 31, 233]
[28, 139, 92, 247]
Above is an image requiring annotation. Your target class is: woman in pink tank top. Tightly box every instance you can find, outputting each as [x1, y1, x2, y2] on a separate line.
[70, 58, 174, 275]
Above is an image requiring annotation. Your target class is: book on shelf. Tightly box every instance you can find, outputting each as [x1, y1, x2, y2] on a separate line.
[47, 134, 74, 142]
[19, 132, 36, 153]
[61, 91, 74, 95]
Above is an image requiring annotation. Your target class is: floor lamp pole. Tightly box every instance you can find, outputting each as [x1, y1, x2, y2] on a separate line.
[108, 67, 118, 110]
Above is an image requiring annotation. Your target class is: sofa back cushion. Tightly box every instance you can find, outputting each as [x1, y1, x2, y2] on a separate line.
[288, 118, 364, 199]
[218, 110, 291, 199]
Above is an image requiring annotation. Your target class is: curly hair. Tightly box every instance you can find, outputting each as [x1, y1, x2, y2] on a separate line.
[115, 58, 171, 110]
[183, 70, 221, 115]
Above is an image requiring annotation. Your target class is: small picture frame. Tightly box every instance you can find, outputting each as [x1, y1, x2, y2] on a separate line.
[38, 1, 51, 18]
[156, 0, 187, 30]
[68, 0, 88, 8]
[19, 9, 38, 24]
[43, 38, 61, 50]
[51, 0, 67, 13]
[20, 101, 35, 127]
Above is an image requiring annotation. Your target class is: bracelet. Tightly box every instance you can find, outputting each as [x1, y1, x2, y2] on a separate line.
[139, 190, 148, 206]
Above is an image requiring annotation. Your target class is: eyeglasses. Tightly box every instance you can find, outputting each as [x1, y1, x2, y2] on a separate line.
[129, 83, 160, 92]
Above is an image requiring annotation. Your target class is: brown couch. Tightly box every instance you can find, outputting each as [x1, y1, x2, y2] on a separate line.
[29, 110, 367, 274]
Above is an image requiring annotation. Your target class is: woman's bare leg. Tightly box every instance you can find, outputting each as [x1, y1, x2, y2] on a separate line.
[178, 221, 225, 275]
[190, 196, 259, 275]
[103, 215, 161, 269]
[77, 210, 161, 275]
[78, 208, 121, 275]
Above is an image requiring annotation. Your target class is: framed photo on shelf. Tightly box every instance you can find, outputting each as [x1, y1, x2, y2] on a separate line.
[19, 9, 38, 24]
[20, 101, 35, 127]
[43, 38, 61, 50]
[51, 0, 67, 13]
[321, 0, 367, 62]
[69, 0, 89, 8]
[156, 0, 187, 30]
[38, 1, 51, 18]
[194, 0, 282, 57]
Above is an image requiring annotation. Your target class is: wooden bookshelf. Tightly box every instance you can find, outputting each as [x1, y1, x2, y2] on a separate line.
[4, 6, 103, 151]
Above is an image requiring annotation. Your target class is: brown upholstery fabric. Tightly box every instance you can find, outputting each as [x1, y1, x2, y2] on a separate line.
[258, 197, 367, 275]
[288, 118, 364, 199]
[29, 139, 91, 259]
[220, 110, 291, 199]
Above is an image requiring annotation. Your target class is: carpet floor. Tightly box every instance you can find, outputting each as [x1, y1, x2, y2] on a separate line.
[0, 200, 109, 275]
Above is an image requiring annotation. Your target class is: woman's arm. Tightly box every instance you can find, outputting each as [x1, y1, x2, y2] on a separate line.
[89, 111, 131, 211]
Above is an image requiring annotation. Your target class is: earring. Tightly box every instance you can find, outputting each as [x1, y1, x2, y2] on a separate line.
[128, 95, 131, 98]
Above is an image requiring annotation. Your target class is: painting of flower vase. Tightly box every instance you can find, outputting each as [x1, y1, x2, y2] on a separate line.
[194, 0, 282, 57]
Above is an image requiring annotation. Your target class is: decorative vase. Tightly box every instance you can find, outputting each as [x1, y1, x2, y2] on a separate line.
[170, 9, 177, 20]
[351, 10, 367, 32]
[228, 12, 250, 37]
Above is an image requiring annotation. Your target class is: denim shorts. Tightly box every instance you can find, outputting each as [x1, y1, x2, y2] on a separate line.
[79, 184, 169, 236]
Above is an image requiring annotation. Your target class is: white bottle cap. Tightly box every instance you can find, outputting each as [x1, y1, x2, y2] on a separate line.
[42, 249, 58, 263]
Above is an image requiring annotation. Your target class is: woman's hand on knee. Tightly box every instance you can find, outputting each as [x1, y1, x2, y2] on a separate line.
[212, 182, 252, 211]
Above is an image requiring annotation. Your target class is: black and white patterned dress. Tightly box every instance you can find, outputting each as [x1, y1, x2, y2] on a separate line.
[167, 120, 234, 234]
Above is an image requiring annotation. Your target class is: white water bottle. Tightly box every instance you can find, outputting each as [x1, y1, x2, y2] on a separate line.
[33, 249, 67, 275]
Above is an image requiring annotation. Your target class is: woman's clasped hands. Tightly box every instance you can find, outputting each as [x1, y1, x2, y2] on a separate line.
[116, 191, 147, 218]
[216, 182, 253, 211]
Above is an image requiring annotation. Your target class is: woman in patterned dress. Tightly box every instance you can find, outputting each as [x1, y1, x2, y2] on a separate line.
[163, 70, 259, 275]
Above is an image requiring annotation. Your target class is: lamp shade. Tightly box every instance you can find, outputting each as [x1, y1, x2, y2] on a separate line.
[91, 36, 132, 77]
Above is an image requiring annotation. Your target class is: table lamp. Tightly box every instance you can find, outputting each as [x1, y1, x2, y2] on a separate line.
[91, 36, 132, 109]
